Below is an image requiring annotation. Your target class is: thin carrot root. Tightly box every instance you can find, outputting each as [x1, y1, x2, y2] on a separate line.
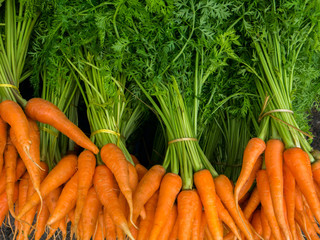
[23, 146, 45, 171]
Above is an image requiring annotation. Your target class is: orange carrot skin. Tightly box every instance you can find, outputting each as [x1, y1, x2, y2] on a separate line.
[158, 204, 178, 240]
[74, 150, 96, 229]
[80, 187, 102, 240]
[132, 164, 166, 223]
[234, 138, 266, 204]
[0, 117, 7, 175]
[169, 215, 179, 240]
[177, 190, 199, 240]
[261, 206, 272, 240]
[199, 211, 207, 240]
[128, 162, 138, 192]
[0, 183, 18, 225]
[284, 147, 320, 224]
[131, 154, 140, 165]
[214, 174, 254, 240]
[94, 210, 104, 240]
[265, 139, 291, 240]
[135, 163, 148, 181]
[243, 187, 260, 220]
[312, 160, 320, 185]
[104, 207, 117, 240]
[256, 170, 282, 240]
[149, 173, 182, 240]
[25, 98, 99, 154]
[251, 210, 263, 240]
[17, 154, 78, 219]
[137, 191, 159, 240]
[295, 211, 320, 240]
[0, 100, 30, 151]
[194, 169, 223, 240]
[192, 191, 203, 240]
[94, 165, 132, 239]
[35, 201, 50, 240]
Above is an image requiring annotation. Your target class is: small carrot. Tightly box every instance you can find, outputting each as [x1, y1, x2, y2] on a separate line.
[199, 211, 207, 240]
[94, 165, 133, 240]
[169, 214, 179, 240]
[135, 164, 148, 181]
[94, 210, 104, 240]
[251, 210, 263, 240]
[312, 160, 320, 186]
[35, 201, 50, 240]
[260, 206, 272, 240]
[0, 117, 7, 175]
[158, 204, 178, 240]
[132, 164, 166, 224]
[194, 169, 223, 240]
[25, 98, 99, 154]
[104, 207, 117, 240]
[243, 187, 260, 220]
[0, 183, 18, 225]
[74, 150, 96, 231]
[17, 154, 78, 219]
[191, 191, 203, 240]
[128, 162, 138, 192]
[149, 173, 182, 240]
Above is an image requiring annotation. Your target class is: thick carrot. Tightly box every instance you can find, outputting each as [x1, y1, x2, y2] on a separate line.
[47, 172, 79, 225]
[214, 174, 254, 240]
[80, 187, 102, 240]
[239, 156, 262, 202]
[0, 100, 31, 153]
[260, 206, 271, 240]
[104, 207, 117, 240]
[149, 173, 182, 240]
[234, 138, 266, 205]
[194, 169, 223, 240]
[284, 147, 320, 224]
[132, 164, 166, 224]
[137, 191, 159, 240]
[158, 204, 178, 240]
[93, 165, 133, 240]
[192, 191, 203, 240]
[0, 183, 18, 225]
[135, 164, 148, 181]
[17, 154, 77, 219]
[35, 201, 50, 240]
[4, 138, 18, 216]
[215, 195, 241, 240]
[251, 210, 263, 240]
[256, 170, 282, 240]
[283, 163, 296, 240]
[0, 117, 7, 175]
[74, 150, 96, 231]
[177, 189, 199, 240]
[25, 98, 99, 154]
[169, 214, 179, 240]
[265, 139, 291, 240]
[243, 187, 260, 220]
[101, 143, 134, 224]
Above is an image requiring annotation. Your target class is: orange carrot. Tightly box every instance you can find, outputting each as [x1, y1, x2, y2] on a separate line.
[0, 117, 7, 175]
[131, 154, 140, 165]
[169, 214, 179, 240]
[25, 98, 99, 154]
[104, 207, 117, 240]
[194, 169, 223, 240]
[199, 211, 207, 240]
[94, 210, 104, 240]
[0, 183, 18, 225]
[251, 210, 263, 240]
[149, 173, 182, 240]
[177, 189, 199, 240]
[74, 150, 96, 230]
[256, 170, 282, 240]
[214, 174, 254, 240]
[35, 201, 50, 240]
[128, 162, 138, 192]
[295, 211, 320, 240]
[80, 187, 102, 240]
[47, 172, 79, 225]
[45, 187, 62, 240]
[135, 164, 148, 181]
[137, 191, 159, 240]
[17, 154, 77, 219]
[158, 204, 178, 240]
[284, 147, 320, 224]
[265, 139, 291, 240]
[192, 191, 203, 240]
[312, 160, 320, 186]
[93, 165, 133, 240]
[234, 138, 266, 205]
[132, 164, 166, 224]
[261, 206, 271, 240]
[101, 143, 133, 224]
[243, 187, 260, 220]
[0, 100, 31, 153]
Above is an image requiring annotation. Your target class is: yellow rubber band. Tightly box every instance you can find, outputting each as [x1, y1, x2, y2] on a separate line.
[258, 109, 294, 122]
[40, 127, 58, 138]
[0, 84, 20, 93]
[168, 137, 198, 145]
[91, 129, 121, 138]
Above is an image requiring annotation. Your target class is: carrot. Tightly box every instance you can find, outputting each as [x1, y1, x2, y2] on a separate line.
[45, 187, 62, 240]
[0, 158, 26, 195]
[204, 225, 214, 240]
[169, 214, 179, 240]
[135, 164, 148, 181]
[239, 156, 262, 202]
[35, 201, 50, 240]
[215, 194, 242, 240]
[223, 232, 235, 240]
[131, 154, 140, 165]
[0, 100, 31, 153]
[17, 154, 77, 219]
[128, 162, 138, 192]
[130, 220, 140, 239]
[177, 189, 199, 240]
[132, 164, 166, 224]
[199, 211, 207, 240]
[295, 211, 320, 240]
[149, 173, 182, 240]
[158, 204, 178, 240]
[4, 138, 18, 216]
[93, 165, 133, 240]
[265, 139, 291, 240]
[0, 183, 18, 225]
[47, 172, 79, 225]
[104, 207, 116, 240]
[137, 191, 159, 240]
[251, 210, 263, 240]
[256, 170, 282, 240]
[191, 191, 203, 240]
[234, 138, 266, 205]
[80, 187, 102, 240]
[74, 150, 96, 231]
[311, 160, 320, 186]
[283, 163, 296, 240]
[101, 143, 134, 224]
[260, 206, 271, 240]
[0, 117, 7, 175]
[214, 174, 254, 240]
[284, 147, 320, 224]
[243, 187, 260, 220]
[25, 98, 99, 154]
[94, 210, 104, 240]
